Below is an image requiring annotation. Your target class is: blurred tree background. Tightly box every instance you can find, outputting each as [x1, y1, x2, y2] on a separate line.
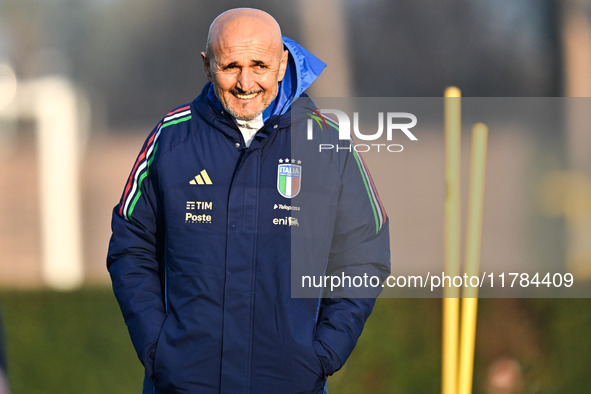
[0, 0, 563, 130]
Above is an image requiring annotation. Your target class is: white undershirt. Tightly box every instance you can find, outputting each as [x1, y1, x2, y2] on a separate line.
[235, 114, 264, 147]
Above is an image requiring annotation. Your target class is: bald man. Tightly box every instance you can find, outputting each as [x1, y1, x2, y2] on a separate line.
[108, 8, 390, 393]
[201, 9, 288, 124]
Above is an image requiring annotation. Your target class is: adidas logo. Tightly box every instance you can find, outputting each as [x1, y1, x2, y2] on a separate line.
[189, 170, 213, 185]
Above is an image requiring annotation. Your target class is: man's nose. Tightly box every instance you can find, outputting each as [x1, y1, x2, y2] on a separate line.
[237, 68, 255, 92]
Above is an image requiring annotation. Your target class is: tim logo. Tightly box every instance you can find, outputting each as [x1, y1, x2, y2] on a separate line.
[306, 108, 418, 141]
[277, 164, 301, 198]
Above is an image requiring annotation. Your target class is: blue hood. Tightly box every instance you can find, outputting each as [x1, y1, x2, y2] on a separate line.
[207, 36, 326, 122]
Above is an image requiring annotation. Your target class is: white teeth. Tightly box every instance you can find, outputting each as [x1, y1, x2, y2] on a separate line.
[235, 92, 259, 100]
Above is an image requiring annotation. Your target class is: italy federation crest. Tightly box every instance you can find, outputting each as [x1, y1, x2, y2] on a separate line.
[277, 162, 302, 198]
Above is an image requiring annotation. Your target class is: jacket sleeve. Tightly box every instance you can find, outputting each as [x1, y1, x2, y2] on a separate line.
[313, 146, 391, 376]
[106, 126, 165, 379]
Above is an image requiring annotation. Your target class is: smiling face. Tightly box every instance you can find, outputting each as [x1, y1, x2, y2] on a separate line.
[202, 9, 288, 121]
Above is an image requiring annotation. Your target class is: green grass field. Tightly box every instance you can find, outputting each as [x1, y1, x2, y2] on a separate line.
[0, 287, 142, 394]
[1, 288, 591, 393]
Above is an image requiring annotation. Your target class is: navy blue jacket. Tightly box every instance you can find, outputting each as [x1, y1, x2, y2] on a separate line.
[107, 37, 390, 393]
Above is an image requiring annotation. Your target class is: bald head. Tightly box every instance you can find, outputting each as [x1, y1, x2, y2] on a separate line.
[205, 8, 283, 59]
[201, 8, 289, 120]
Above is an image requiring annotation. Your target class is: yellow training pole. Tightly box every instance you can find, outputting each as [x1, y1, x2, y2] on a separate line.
[442, 86, 462, 394]
[458, 123, 488, 394]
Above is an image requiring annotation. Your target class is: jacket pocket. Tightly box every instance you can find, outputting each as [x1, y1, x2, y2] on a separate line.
[151, 314, 171, 387]
[313, 339, 336, 377]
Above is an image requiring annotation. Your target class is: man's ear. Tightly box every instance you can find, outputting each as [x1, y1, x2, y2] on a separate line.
[201, 52, 213, 82]
[278, 49, 289, 82]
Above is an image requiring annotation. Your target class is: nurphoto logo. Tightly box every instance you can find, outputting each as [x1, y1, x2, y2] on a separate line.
[306, 108, 418, 153]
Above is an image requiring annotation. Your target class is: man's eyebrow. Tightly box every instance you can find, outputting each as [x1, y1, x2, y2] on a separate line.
[221, 61, 239, 69]
[251, 60, 268, 66]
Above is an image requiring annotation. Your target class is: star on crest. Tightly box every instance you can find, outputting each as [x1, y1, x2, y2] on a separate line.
[278, 158, 302, 165]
